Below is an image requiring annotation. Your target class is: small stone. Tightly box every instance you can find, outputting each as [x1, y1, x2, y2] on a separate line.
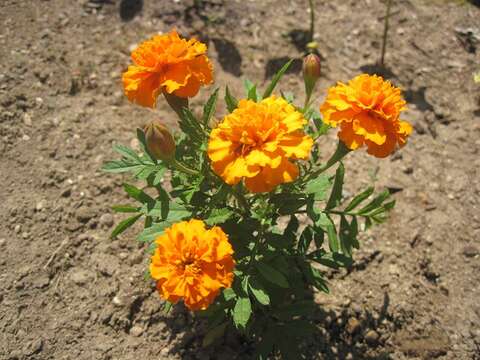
[351, 303, 362, 315]
[23, 113, 32, 126]
[35, 200, 46, 211]
[129, 325, 144, 337]
[364, 329, 380, 345]
[14, 225, 21, 233]
[463, 245, 479, 258]
[61, 188, 71, 197]
[22, 134, 30, 141]
[0, 238, 6, 247]
[21, 232, 29, 239]
[346, 317, 361, 335]
[112, 295, 123, 307]
[33, 274, 50, 289]
[71, 270, 92, 285]
[76, 207, 94, 223]
[99, 213, 114, 228]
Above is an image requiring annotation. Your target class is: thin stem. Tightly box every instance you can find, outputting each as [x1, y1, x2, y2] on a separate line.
[307, 141, 351, 181]
[170, 159, 198, 176]
[308, 0, 315, 44]
[248, 221, 266, 269]
[380, 0, 393, 66]
[231, 186, 250, 214]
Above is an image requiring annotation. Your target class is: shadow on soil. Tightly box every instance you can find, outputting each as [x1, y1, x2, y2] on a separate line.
[212, 38, 243, 76]
[160, 292, 398, 359]
[119, 0, 143, 21]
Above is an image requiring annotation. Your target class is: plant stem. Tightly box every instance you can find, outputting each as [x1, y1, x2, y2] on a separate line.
[307, 141, 351, 181]
[170, 159, 198, 176]
[231, 186, 250, 214]
[380, 0, 393, 66]
[308, 0, 315, 44]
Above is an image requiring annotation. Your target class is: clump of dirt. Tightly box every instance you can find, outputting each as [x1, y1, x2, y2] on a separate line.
[0, 0, 479, 359]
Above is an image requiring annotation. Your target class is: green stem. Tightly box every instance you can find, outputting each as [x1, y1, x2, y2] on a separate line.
[248, 221, 266, 269]
[307, 141, 351, 181]
[380, 0, 392, 66]
[170, 158, 198, 176]
[308, 0, 315, 44]
[231, 186, 250, 214]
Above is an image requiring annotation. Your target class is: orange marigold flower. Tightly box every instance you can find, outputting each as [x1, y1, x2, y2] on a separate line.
[208, 96, 314, 193]
[320, 74, 412, 158]
[150, 219, 234, 311]
[122, 30, 213, 108]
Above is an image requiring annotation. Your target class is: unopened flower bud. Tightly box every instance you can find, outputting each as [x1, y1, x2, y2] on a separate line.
[303, 53, 321, 85]
[303, 53, 321, 107]
[143, 120, 176, 161]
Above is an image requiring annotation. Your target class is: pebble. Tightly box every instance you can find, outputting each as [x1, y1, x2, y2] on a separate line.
[71, 270, 92, 285]
[14, 225, 21, 233]
[129, 325, 144, 337]
[0, 238, 5, 247]
[112, 295, 123, 307]
[463, 245, 479, 258]
[33, 274, 50, 289]
[99, 213, 114, 228]
[35, 200, 46, 211]
[346, 317, 361, 335]
[23, 113, 32, 126]
[76, 207, 94, 223]
[364, 329, 380, 345]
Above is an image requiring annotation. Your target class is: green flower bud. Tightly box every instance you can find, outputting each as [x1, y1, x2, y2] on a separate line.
[303, 53, 321, 86]
[303, 53, 321, 108]
[143, 120, 176, 161]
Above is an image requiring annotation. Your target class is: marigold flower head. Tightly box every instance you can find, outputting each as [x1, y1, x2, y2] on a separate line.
[208, 96, 314, 193]
[320, 74, 412, 158]
[150, 219, 234, 311]
[122, 30, 213, 108]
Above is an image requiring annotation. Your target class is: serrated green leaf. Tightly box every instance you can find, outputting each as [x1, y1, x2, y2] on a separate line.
[305, 174, 331, 201]
[222, 288, 236, 301]
[233, 297, 252, 331]
[273, 300, 315, 320]
[111, 205, 140, 213]
[255, 262, 289, 288]
[244, 79, 258, 101]
[137, 221, 173, 243]
[316, 212, 338, 252]
[110, 213, 142, 239]
[326, 162, 345, 210]
[123, 183, 154, 205]
[102, 160, 144, 173]
[136, 128, 156, 163]
[358, 189, 390, 215]
[344, 186, 374, 212]
[262, 59, 293, 99]
[248, 277, 270, 305]
[203, 322, 228, 347]
[205, 208, 233, 226]
[300, 263, 329, 293]
[297, 226, 313, 254]
[202, 88, 219, 127]
[163, 301, 173, 314]
[225, 86, 238, 113]
[112, 144, 143, 163]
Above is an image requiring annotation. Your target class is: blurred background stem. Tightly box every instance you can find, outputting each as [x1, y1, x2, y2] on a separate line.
[380, 0, 393, 66]
[309, 0, 315, 44]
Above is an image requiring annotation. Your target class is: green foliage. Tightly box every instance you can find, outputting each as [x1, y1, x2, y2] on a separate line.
[102, 71, 399, 358]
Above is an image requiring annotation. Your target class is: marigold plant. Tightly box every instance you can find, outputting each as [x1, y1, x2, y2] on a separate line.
[103, 30, 412, 358]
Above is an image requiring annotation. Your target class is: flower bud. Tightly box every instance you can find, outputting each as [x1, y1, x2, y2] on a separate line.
[303, 53, 321, 85]
[303, 53, 321, 106]
[143, 120, 176, 161]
